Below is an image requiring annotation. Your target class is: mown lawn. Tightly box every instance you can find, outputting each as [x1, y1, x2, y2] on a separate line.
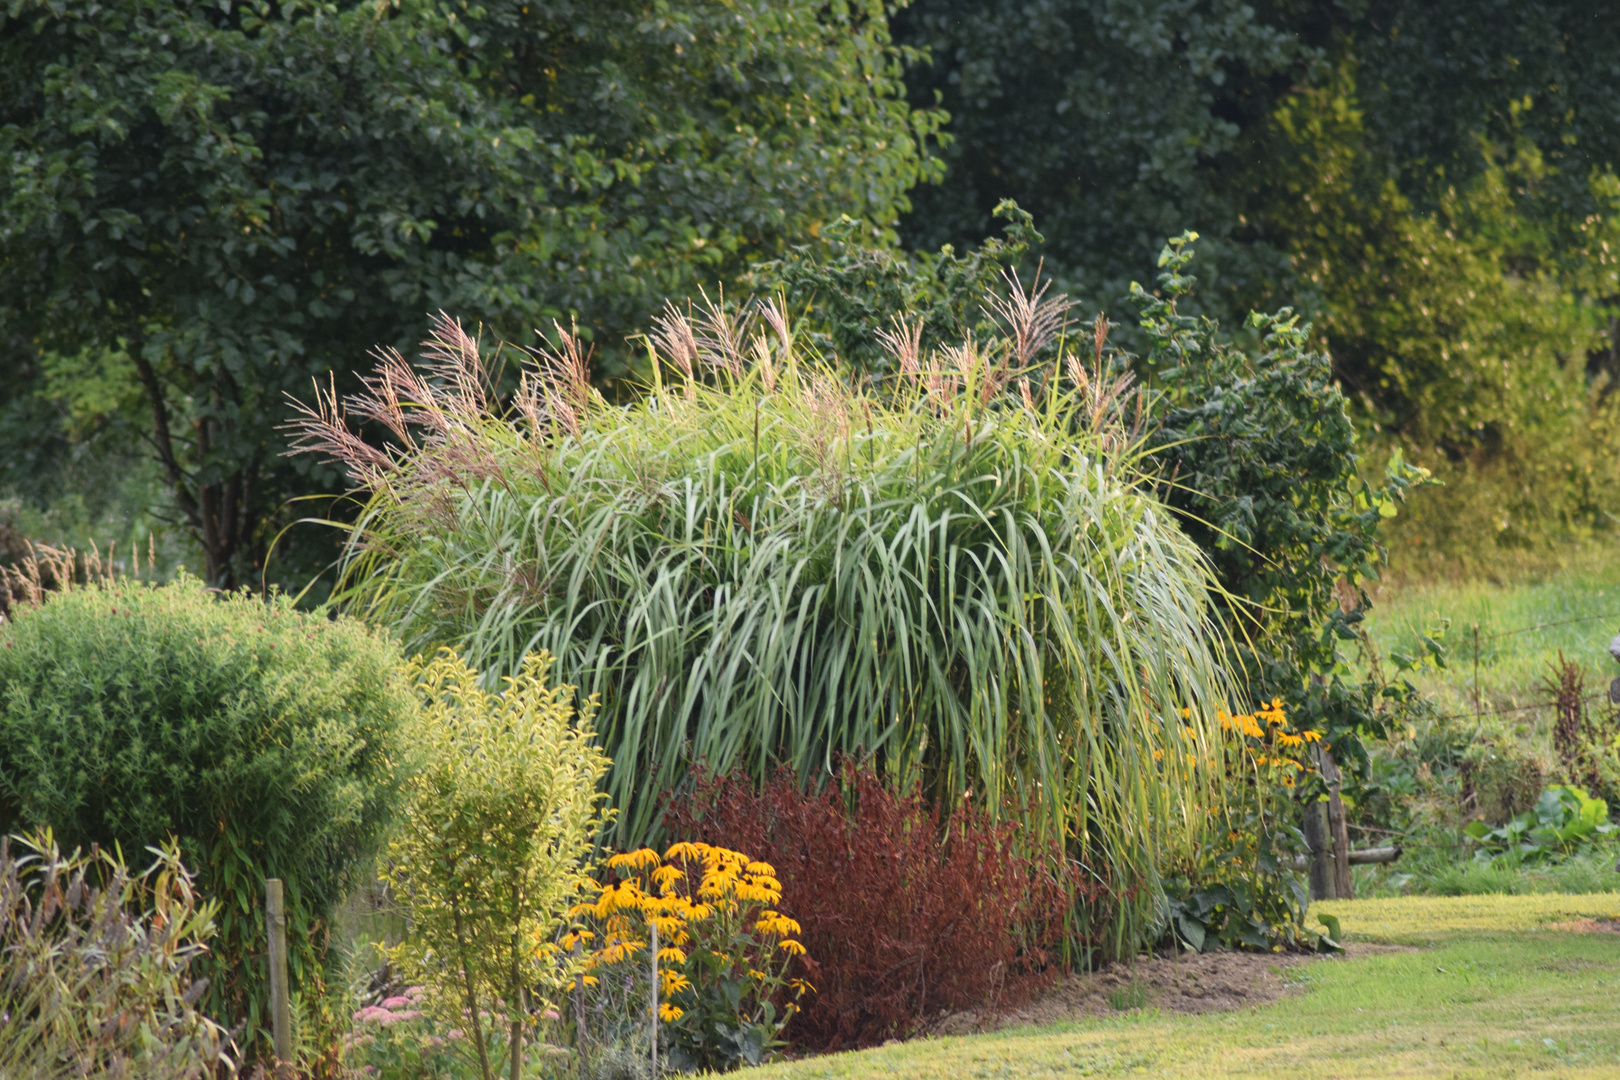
[757, 894, 1620, 1079]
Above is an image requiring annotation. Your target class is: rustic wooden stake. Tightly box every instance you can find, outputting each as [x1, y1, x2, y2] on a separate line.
[1303, 800, 1335, 901]
[571, 937, 586, 1052]
[650, 918, 659, 1075]
[1318, 747, 1355, 900]
[1473, 624, 1481, 719]
[265, 878, 294, 1076]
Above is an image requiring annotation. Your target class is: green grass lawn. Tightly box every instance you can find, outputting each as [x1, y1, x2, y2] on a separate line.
[758, 895, 1620, 1079]
[1364, 543, 1620, 715]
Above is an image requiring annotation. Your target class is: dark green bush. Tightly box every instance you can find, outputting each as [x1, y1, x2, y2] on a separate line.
[0, 575, 411, 1063]
[1137, 234, 1430, 772]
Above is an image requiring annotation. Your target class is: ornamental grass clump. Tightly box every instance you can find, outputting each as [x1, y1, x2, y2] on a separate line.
[291, 282, 1237, 955]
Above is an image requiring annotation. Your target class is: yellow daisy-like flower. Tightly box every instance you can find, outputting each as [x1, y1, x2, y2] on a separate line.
[658, 1002, 684, 1022]
[607, 848, 662, 874]
[756, 912, 803, 938]
[779, 939, 807, 956]
[1302, 730, 1323, 743]
[664, 840, 705, 863]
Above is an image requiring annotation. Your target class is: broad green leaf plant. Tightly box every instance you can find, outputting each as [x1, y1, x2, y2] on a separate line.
[383, 650, 610, 1080]
[1464, 785, 1617, 866]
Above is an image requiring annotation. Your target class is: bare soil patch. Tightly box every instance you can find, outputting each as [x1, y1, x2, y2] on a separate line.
[1550, 917, 1620, 933]
[932, 944, 1407, 1035]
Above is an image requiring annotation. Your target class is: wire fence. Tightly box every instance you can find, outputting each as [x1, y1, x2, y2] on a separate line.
[1421, 691, 1612, 727]
[1377, 606, 1620, 725]
[1473, 611, 1620, 642]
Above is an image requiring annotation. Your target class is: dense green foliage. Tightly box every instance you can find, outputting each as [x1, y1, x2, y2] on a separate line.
[0, 832, 236, 1080]
[1139, 234, 1428, 777]
[896, 0, 1304, 317]
[897, 0, 1620, 328]
[0, 575, 410, 1060]
[296, 305, 1236, 955]
[896, 0, 1620, 566]
[0, 0, 937, 586]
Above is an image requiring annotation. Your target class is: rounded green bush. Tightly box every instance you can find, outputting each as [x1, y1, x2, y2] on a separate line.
[0, 575, 411, 1053]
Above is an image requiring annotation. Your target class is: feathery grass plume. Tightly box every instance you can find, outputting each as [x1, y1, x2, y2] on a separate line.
[290, 297, 1237, 956]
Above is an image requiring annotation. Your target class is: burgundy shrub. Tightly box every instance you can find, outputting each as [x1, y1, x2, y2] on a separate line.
[663, 761, 1071, 1050]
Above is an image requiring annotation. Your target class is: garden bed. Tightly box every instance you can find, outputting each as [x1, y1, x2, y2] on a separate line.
[932, 943, 1405, 1035]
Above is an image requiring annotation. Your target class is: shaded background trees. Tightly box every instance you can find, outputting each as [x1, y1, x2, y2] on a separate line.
[894, 0, 1620, 566]
[0, 0, 936, 587]
[4, 0, 1620, 584]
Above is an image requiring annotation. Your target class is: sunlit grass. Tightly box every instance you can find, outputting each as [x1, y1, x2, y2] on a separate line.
[1314, 891, 1620, 941]
[1361, 542, 1620, 717]
[757, 895, 1620, 1078]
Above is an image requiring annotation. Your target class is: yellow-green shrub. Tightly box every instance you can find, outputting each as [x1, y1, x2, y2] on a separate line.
[382, 650, 610, 1080]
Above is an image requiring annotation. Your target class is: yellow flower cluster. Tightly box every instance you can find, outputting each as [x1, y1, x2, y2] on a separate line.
[565, 841, 810, 1024]
[1212, 699, 1325, 789]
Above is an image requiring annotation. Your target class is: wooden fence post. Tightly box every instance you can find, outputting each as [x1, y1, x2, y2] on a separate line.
[571, 937, 586, 1052]
[265, 878, 294, 1076]
[1303, 799, 1335, 901]
[1317, 747, 1354, 900]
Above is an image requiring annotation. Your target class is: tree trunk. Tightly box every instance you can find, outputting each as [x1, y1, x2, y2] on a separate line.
[128, 329, 261, 588]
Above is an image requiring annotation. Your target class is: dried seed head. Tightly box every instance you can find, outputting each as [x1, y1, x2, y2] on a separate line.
[693, 287, 751, 379]
[652, 302, 700, 394]
[983, 267, 1073, 369]
[876, 315, 924, 383]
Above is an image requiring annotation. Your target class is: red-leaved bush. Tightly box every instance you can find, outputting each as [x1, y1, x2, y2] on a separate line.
[663, 761, 1072, 1049]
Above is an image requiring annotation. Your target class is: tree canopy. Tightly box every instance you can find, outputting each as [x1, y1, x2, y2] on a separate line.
[0, 0, 937, 586]
[895, 0, 1620, 562]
